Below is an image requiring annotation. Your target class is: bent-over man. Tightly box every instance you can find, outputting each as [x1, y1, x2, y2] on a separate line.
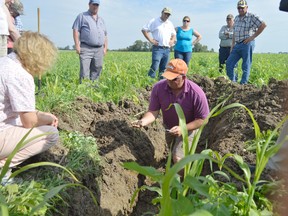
[133, 59, 210, 163]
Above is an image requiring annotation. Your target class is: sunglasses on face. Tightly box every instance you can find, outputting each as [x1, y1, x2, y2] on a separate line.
[92, 3, 99, 6]
[183, 20, 190, 23]
[171, 75, 184, 81]
[237, 7, 245, 10]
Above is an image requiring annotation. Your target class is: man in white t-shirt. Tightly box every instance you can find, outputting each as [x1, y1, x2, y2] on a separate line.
[142, 7, 176, 79]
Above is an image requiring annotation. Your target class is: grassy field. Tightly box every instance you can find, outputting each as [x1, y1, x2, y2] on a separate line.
[38, 51, 288, 111]
[1, 51, 287, 215]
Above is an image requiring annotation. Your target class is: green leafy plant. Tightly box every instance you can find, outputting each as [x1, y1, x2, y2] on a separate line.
[60, 131, 101, 175]
[123, 99, 286, 215]
[0, 128, 98, 215]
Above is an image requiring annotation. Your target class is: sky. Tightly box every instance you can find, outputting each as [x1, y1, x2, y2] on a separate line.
[20, 0, 287, 53]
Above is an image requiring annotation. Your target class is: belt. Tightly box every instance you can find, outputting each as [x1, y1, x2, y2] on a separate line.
[236, 40, 244, 44]
[154, 45, 170, 49]
[81, 42, 103, 48]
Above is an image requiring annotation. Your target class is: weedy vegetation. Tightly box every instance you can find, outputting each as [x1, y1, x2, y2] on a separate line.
[1, 51, 287, 215]
[123, 100, 288, 215]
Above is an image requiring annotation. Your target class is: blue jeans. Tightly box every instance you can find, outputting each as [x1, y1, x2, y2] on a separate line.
[226, 41, 255, 84]
[174, 50, 192, 67]
[148, 46, 170, 79]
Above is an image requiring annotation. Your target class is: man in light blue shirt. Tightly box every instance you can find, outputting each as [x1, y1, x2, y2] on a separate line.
[72, 0, 108, 83]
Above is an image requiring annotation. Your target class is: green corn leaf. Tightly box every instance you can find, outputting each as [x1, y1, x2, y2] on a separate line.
[10, 162, 79, 182]
[31, 183, 98, 214]
[190, 209, 213, 216]
[122, 162, 163, 181]
[0, 205, 9, 216]
[213, 170, 230, 181]
[183, 176, 210, 197]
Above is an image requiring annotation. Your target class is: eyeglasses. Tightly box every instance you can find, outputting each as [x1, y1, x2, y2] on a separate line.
[237, 7, 245, 10]
[92, 3, 99, 6]
[183, 20, 190, 23]
[171, 75, 184, 81]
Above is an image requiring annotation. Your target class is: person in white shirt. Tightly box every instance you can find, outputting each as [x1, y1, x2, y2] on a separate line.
[142, 7, 176, 79]
[0, 31, 59, 184]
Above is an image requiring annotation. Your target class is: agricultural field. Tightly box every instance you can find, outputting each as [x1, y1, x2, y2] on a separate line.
[1, 51, 288, 215]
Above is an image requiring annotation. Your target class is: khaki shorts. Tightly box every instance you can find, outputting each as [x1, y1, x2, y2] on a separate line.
[165, 129, 198, 160]
[0, 35, 8, 57]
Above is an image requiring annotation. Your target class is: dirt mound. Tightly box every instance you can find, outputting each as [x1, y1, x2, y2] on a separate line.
[48, 76, 287, 215]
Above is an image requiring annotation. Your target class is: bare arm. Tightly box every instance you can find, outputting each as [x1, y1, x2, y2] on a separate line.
[186, 118, 205, 131]
[169, 118, 205, 137]
[132, 110, 159, 127]
[73, 29, 80, 54]
[141, 29, 158, 46]
[170, 34, 176, 47]
[245, 22, 267, 44]
[19, 111, 58, 128]
[3, 4, 20, 41]
[192, 30, 202, 45]
[103, 35, 108, 55]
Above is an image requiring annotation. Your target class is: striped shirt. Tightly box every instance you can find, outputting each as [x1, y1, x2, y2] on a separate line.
[14, 16, 23, 33]
[233, 12, 263, 43]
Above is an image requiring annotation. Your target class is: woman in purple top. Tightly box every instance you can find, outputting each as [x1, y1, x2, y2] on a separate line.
[133, 59, 209, 163]
[174, 16, 202, 67]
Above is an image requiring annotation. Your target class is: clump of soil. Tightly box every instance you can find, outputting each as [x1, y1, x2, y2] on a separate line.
[43, 76, 288, 215]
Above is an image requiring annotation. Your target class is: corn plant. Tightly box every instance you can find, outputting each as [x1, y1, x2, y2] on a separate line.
[0, 128, 98, 215]
[123, 99, 286, 215]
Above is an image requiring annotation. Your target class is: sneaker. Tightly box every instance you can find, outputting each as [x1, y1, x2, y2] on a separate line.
[1, 168, 14, 186]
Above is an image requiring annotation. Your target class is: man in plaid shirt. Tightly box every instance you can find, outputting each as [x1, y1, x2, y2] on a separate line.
[226, 0, 266, 84]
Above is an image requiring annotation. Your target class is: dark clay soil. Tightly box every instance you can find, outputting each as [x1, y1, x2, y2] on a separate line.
[36, 75, 288, 216]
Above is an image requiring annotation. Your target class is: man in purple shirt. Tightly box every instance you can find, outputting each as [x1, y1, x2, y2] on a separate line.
[133, 59, 209, 163]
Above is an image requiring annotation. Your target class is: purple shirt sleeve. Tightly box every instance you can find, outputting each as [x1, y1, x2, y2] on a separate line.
[148, 80, 210, 129]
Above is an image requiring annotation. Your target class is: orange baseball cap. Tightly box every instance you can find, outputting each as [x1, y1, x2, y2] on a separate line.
[162, 59, 188, 80]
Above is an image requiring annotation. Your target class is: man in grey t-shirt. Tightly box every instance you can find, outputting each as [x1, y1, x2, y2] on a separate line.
[218, 14, 234, 73]
[72, 0, 108, 83]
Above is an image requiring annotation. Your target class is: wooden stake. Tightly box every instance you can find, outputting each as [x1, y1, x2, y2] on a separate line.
[37, 8, 42, 91]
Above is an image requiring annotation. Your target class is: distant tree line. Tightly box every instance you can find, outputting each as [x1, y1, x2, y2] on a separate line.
[117, 40, 214, 52]
[60, 40, 215, 52]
